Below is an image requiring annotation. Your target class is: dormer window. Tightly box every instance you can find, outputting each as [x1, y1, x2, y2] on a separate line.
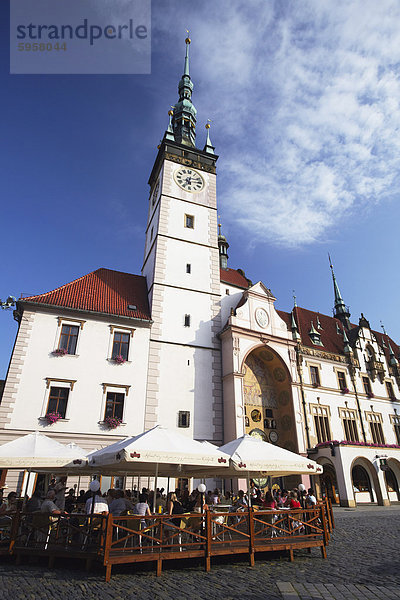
[309, 321, 323, 346]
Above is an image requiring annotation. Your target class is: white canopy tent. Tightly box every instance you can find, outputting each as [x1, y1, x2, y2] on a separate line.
[183, 435, 323, 479]
[0, 431, 87, 469]
[87, 425, 230, 476]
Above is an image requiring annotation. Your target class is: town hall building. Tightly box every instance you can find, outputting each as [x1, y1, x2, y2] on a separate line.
[1, 38, 400, 507]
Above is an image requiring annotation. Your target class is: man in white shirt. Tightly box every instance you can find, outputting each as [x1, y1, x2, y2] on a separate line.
[85, 481, 108, 515]
[305, 488, 317, 507]
[109, 490, 126, 516]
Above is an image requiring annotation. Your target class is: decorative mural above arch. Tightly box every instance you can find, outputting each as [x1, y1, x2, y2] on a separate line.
[243, 346, 297, 452]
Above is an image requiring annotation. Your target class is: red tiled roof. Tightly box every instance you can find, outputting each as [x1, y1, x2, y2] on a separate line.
[278, 307, 400, 359]
[220, 268, 250, 289]
[20, 268, 151, 321]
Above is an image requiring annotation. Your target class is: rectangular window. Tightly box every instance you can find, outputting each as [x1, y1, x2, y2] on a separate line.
[185, 214, 194, 229]
[394, 424, 400, 445]
[337, 371, 347, 391]
[178, 411, 190, 428]
[340, 409, 359, 442]
[362, 376, 372, 395]
[386, 381, 395, 400]
[184, 314, 191, 327]
[186, 263, 191, 273]
[311, 405, 331, 443]
[310, 365, 320, 387]
[366, 412, 385, 444]
[104, 392, 124, 421]
[59, 324, 79, 355]
[225, 289, 230, 295]
[370, 421, 385, 445]
[47, 386, 69, 418]
[112, 332, 130, 361]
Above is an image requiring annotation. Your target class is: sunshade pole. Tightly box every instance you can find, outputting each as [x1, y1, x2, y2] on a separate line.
[77, 476, 81, 499]
[153, 463, 159, 513]
[24, 467, 32, 499]
[247, 472, 252, 508]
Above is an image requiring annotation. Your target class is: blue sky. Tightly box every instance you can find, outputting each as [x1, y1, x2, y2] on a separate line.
[1, 0, 400, 377]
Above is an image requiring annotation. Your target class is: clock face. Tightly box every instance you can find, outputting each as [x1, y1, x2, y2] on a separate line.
[255, 307, 269, 329]
[269, 430, 279, 444]
[174, 168, 204, 193]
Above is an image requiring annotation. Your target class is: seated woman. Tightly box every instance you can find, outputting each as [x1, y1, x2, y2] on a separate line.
[262, 490, 277, 510]
[287, 490, 301, 509]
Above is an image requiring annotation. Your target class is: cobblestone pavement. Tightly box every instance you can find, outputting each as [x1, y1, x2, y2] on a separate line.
[1, 506, 400, 599]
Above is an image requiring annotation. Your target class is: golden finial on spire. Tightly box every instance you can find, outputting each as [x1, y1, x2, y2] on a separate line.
[185, 29, 191, 44]
[168, 109, 174, 116]
[205, 119, 212, 130]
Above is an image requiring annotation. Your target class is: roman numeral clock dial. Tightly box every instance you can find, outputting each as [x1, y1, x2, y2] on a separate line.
[174, 167, 204, 193]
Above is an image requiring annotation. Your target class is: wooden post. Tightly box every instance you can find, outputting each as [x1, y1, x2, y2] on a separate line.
[328, 496, 335, 529]
[103, 514, 114, 581]
[204, 508, 211, 572]
[156, 557, 162, 576]
[289, 549, 294, 562]
[248, 507, 255, 567]
[325, 498, 332, 534]
[320, 504, 328, 551]
[9, 511, 21, 554]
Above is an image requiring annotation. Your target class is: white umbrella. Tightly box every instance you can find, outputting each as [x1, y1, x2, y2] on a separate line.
[0, 431, 86, 469]
[184, 434, 323, 478]
[88, 425, 230, 476]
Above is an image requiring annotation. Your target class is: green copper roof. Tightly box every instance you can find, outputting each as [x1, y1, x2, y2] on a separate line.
[172, 37, 197, 147]
[329, 254, 351, 328]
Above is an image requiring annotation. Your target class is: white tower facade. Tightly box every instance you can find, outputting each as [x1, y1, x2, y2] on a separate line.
[141, 39, 222, 443]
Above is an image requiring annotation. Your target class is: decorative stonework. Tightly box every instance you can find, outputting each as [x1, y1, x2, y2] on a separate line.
[0, 311, 35, 428]
[301, 345, 359, 367]
[164, 152, 216, 174]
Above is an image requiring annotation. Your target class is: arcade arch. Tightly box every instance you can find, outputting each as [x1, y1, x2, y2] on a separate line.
[350, 457, 381, 505]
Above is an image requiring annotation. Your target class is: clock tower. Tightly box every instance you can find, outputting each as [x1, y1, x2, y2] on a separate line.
[142, 38, 223, 443]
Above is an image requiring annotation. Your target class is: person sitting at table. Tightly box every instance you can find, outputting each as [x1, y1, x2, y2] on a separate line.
[305, 488, 317, 508]
[232, 490, 248, 510]
[262, 490, 277, 510]
[41, 490, 64, 515]
[0, 491, 18, 526]
[166, 492, 184, 525]
[287, 490, 301, 509]
[76, 490, 86, 507]
[109, 489, 127, 516]
[133, 493, 151, 518]
[26, 489, 42, 513]
[54, 476, 67, 511]
[85, 483, 109, 515]
[64, 489, 76, 513]
[211, 488, 221, 505]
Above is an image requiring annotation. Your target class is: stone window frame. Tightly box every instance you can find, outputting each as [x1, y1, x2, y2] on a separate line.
[389, 414, 400, 445]
[184, 214, 195, 229]
[54, 317, 86, 356]
[334, 367, 348, 392]
[365, 410, 385, 445]
[338, 407, 359, 442]
[107, 325, 135, 362]
[40, 377, 77, 421]
[310, 402, 331, 443]
[99, 382, 131, 425]
[385, 379, 396, 400]
[307, 362, 322, 387]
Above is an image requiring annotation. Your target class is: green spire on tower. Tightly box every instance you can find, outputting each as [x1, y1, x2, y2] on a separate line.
[172, 34, 197, 147]
[329, 254, 351, 330]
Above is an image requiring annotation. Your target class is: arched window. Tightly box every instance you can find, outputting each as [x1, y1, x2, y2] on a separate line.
[352, 465, 371, 493]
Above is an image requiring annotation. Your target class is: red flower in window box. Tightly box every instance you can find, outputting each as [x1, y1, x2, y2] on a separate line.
[341, 387, 350, 394]
[113, 355, 126, 364]
[104, 416, 122, 429]
[46, 412, 62, 424]
[366, 391, 374, 398]
[53, 348, 68, 356]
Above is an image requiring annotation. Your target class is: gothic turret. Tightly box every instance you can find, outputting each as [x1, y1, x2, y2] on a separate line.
[329, 254, 351, 330]
[218, 223, 229, 269]
[172, 36, 197, 147]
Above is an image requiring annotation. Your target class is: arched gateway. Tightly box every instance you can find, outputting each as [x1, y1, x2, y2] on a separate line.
[243, 346, 298, 453]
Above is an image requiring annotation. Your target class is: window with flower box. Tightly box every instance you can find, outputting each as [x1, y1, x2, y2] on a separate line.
[58, 324, 79, 355]
[390, 415, 400, 445]
[104, 391, 125, 421]
[339, 408, 359, 442]
[46, 386, 69, 419]
[112, 332, 130, 361]
[366, 411, 385, 445]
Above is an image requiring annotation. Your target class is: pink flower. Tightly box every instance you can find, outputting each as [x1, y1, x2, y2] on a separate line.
[113, 355, 125, 364]
[104, 416, 122, 429]
[46, 412, 61, 424]
[53, 348, 68, 356]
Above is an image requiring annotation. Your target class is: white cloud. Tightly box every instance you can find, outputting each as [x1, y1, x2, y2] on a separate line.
[156, 0, 400, 246]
